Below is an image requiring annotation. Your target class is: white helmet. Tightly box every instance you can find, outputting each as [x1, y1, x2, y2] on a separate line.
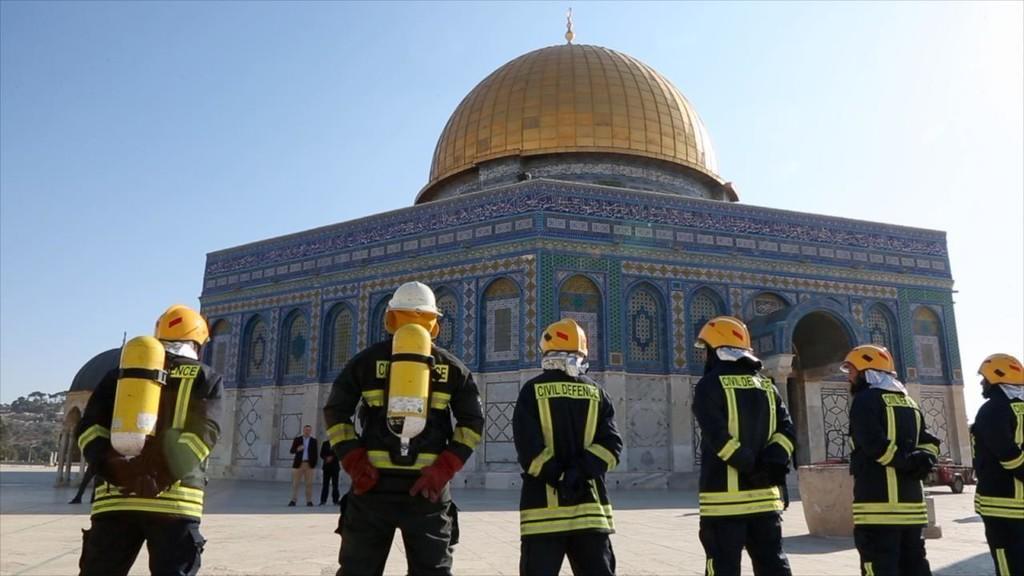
[387, 281, 442, 316]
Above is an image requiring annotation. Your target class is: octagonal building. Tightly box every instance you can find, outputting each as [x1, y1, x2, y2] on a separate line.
[198, 42, 970, 484]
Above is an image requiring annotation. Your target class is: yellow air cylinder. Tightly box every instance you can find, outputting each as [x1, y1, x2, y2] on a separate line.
[386, 323, 433, 445]
[111, 336, 167, 457]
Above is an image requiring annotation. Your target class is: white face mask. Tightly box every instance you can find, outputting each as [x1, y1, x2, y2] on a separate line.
[541, 352, 589, 377]
[715, 346, 761, 364]
[1000, 385, 1024, 401]
[162, 340, 199, 360]
[865, 370, 908, 394]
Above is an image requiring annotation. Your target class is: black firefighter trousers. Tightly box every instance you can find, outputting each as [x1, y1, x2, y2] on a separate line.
[699, 513, 792, 576]
[79, 512, 205, 576]
[520, 530, 616, 576]
[338, 491, 459, 576]
[853, 525, 932, 576]
[982, 517, 1024, 576]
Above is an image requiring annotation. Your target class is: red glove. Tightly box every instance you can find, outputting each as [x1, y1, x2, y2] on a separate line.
[409, 451, 463, 502]
[341, 448, 379, 495]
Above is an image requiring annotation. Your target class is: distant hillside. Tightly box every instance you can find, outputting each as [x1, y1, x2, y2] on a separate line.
[0, 392, 66, 463]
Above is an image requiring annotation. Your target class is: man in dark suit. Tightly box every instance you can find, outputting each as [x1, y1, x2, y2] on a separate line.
[320, 439, 341, 505]
[288, 425, 319, 507]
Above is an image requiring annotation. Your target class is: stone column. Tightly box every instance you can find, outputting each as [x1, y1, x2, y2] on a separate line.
[54, 431, 67, 486]
[761, 354, 795, 404]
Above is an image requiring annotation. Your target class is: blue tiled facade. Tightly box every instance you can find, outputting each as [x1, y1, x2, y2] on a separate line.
[199, 176, 969, 478]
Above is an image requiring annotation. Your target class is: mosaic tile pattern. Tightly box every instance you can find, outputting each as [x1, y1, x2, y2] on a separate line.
[485, 402, 515, 442]
[267, 309, 280, 381]
[559, 275, 602, 367]
[233, 395, 261, 463]
[896, 287, 960, 381]
[307, 292, 322, 379]
[327, 306, 355, 373]
[622, 261, 899, 300]
[753, 293, 787, 316]
[462, 280, 477, 366]
[282, 313, 309, 377]
[689, 290, 721, 367]
[821, 387, 851, 460]
[524, 265, 538, 363]
[671, 291, 686, 369]
[436, 292, 459, 352]
[627, 286, 663, 365]
[205, 181, 949, 280]
[920, 393, 951, 458]
[245, 318, 270, 381]
[867, 305, 896, 356]
[913, 307, 945, 378]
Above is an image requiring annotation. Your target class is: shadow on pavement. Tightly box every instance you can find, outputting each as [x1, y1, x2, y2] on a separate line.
[934, 552, 994, 576]
[952, 515, 983, 524]
[782, 534, 856, 554]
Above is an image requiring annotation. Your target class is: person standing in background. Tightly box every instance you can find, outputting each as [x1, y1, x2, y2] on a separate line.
[288, 425, 319, 507]
[320, 439, 341, 506]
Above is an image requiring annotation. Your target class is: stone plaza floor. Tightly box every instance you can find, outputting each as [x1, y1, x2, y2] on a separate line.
[0, 465, 993, 575]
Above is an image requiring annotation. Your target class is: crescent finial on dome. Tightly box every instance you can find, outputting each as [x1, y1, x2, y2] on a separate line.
[565, 8, 575, 44]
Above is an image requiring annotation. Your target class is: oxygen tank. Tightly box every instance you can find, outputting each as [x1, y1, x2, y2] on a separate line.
[111, 336, 167, 457]
[386, 323, 433, 455]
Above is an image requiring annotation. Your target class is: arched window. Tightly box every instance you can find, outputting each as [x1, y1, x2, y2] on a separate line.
[282, 311, 309, 377]
[558, 275, 603, 368]
[912, 307, 945, 377]
[207, 320, 231, 375]
[326, 305, 354, 373]
[243, 316, 270, 381]
[627, 284, 665, 368]
[483, 278, 521, 364]
[369, 298, 389, 345]
[867, 305, 898, 364]
[690, 289, 722, 366]
[435, 290, 459, 352]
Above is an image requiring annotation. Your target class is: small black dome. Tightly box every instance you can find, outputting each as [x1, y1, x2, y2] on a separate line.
[69, 348, 120, 392]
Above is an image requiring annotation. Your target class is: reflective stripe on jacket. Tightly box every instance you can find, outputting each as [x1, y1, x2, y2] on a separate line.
[513, 370, 623, 536]
[77, 356, 223, 520]
[323, 339, 484, 493]
[693, 362, 796, 518]
[971, 388, 1024, 520]
[849, 388, 940, 526]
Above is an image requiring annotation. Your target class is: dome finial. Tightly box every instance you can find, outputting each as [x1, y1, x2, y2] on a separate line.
[565, 7, 575, 44]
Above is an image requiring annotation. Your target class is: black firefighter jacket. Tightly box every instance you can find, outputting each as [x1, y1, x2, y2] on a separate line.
[693, 357, 797, 518]
[323, 339, 484, 494]
[849, 386, 941, 526]
[512, 370, 623, 537]
[971, 386, 1024, 520]
[77, 353, 223, 520]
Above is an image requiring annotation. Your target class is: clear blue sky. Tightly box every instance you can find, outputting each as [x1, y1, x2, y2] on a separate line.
[2, 2, 1021, 421]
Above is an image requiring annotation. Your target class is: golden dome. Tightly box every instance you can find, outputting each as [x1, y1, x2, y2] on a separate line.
[420, 44, 720, 203]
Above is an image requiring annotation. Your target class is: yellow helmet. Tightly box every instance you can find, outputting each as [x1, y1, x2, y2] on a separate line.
[155, 304, 209, 345]
[695, 316, 751, 351]
[840, 344, 896, 375]
[541, 318, 588, 357]
[978, 353, 1024, 386]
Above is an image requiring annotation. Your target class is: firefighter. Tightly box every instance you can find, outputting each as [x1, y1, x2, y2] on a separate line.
[692, 316, 795, 576]
[971, 353, 1024, 576]
[512, 318, 623, 576]
[843, 344, 940, 576]
[323, 281, 484, 576]
[76, 304, 222, 576]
